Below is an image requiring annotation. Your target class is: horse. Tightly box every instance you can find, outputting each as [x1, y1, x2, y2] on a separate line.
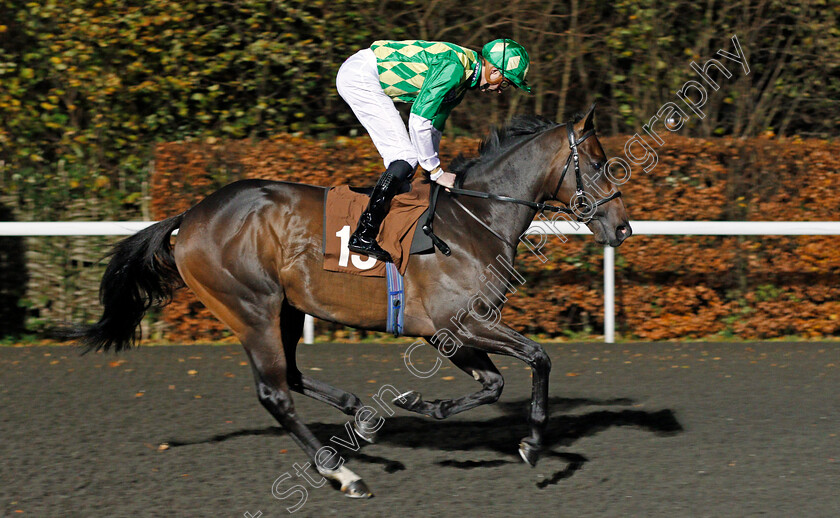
[74, 105, 632, 499]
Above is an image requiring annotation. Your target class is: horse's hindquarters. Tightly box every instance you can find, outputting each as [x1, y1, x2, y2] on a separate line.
[173, 180, 325, 337]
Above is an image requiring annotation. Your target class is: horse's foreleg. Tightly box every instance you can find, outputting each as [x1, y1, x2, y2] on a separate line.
[453, 325, 551, 467]
[244, 321, 372, 499]
[395, 343, 504, 420]
[278, 301, 373, 442]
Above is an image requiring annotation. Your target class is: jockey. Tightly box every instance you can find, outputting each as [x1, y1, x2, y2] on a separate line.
[336, 38, 532, 262]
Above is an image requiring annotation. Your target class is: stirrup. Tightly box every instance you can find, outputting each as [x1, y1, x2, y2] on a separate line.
[348, 240, 393, 263]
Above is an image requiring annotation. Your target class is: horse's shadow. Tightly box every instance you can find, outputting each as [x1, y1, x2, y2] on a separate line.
[167, 396, 682, 487]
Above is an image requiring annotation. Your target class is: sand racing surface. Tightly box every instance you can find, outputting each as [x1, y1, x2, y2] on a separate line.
[1, 341, 838, 517]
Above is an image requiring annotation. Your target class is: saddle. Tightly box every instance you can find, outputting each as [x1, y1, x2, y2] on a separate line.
[322, 179, 437, 277]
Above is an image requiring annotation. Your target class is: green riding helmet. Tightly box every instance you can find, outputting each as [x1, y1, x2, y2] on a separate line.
[481, 38, 532, 93]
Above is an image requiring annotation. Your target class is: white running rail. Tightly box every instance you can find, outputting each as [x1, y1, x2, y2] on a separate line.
[4, 220, 840, 344]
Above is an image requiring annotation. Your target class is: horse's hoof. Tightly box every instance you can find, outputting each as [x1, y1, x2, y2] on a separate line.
[518, 440, 540, 467]
[353, 421, 377, 444]
[342, 479, 373, 499]
[392, 390, 422, 411]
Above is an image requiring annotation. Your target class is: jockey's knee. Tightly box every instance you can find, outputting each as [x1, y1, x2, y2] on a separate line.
[386, 159, 416, 182]
[385, 156, 418, 173]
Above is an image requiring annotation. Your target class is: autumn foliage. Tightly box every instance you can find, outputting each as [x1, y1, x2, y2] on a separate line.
[152, 134, 840, 341]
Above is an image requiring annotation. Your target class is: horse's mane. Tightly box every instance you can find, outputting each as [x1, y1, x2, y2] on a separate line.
[450, 115, 561, 177]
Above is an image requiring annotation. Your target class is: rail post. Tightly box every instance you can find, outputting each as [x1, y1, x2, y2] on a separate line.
[604, 246, 615, 343]
[304, 315, 315, 344]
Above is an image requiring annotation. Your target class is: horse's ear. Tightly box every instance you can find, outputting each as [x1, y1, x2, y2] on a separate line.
[582, 102, 596, 132]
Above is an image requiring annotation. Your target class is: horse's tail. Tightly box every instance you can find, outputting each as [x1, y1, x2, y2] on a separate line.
[73, 213, 186, 353]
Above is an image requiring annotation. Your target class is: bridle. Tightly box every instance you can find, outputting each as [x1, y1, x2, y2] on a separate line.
[447, 123, 622, 224]
[422, 122, 624, 254]
[550, 123, 622, 221]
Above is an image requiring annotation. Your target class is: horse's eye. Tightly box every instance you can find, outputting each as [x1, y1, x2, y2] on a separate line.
[592, 162, 602, 170]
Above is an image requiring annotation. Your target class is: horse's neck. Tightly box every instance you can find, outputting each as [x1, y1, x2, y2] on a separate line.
[459, 134, 552, 247]
[464, 130, 552, 200]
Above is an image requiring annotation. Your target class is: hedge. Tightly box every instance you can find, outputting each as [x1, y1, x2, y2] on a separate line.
[152, 133, 840, 341]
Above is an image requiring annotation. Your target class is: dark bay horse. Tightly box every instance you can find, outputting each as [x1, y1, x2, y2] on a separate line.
[76, 106, 631, 498]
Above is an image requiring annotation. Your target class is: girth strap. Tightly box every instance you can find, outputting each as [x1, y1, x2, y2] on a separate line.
[385, 262, 404, 336]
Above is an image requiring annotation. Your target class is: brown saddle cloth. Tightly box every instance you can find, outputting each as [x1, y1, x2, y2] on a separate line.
[323, 179, 431, 277]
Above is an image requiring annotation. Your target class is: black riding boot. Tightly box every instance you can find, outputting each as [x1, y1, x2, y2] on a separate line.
[348, 159, 415, 263]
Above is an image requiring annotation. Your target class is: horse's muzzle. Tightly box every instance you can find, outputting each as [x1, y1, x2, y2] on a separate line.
[614, 223, 632, 246]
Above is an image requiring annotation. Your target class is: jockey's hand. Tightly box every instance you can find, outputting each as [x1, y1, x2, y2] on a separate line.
[434, 171, 457, 190]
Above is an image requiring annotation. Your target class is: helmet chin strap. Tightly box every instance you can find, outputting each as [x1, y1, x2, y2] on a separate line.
[479, 69, 504, 92]
[479, 67, 499, 91]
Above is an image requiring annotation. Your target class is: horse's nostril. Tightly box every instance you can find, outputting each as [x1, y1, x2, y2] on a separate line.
[616, 224, 631, 240]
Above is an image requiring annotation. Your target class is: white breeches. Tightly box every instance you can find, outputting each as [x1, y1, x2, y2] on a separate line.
[335, 49, 419, 169]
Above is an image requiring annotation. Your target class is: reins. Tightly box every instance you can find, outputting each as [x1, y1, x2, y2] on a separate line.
[449, 123, 621, 220]
[422, 123, 622, 254]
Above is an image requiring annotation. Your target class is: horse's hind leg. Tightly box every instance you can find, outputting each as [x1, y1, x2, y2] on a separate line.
[243, 316, 372, 498]
[187, 277, 373, 498]
[395, 342, 505, 420]
[279, 301, 374, 442]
